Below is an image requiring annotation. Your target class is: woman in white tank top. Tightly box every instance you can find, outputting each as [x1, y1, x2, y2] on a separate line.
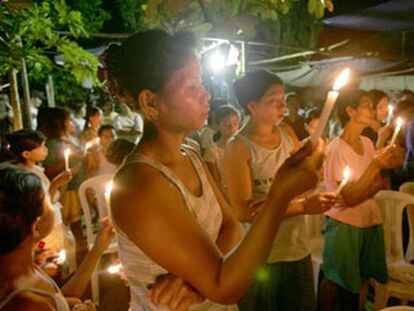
[104, 30, 328, 311]
[223, 70, 337, 310]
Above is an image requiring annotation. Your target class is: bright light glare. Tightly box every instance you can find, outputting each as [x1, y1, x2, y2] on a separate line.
[108, 263, 122, 274]
[209, 52, 226, 73]
[226, 45, 239, 66]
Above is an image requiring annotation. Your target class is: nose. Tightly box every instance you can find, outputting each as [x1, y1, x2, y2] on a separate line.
[201, 86, 211, 104]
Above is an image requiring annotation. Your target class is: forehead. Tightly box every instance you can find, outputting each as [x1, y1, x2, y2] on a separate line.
[164, 57, 201, 90]
[263, 84, 285, 97]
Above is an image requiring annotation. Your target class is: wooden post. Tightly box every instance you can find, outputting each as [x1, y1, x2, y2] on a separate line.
[46, 75, 55, 107]
[9, 68, 23, 130]
[20, 56, 32, 129]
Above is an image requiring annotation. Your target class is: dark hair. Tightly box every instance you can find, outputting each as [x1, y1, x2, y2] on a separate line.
[66, 100, 86, 115]
[336, 89, 369, 127]
[84, 105, 102, 130]
[214, 105, 239, 125]
[98, 124, 115, 137]
[233, 70, 284, 115]
[38, 107, 71, 139]
[397, 100, 414, 119]
[6, 130, 45, 162]
[0, 165, 44, 255]
[103, 30, 197, 110]
[305, 108, 322, 125]
[368, 89, 388, 110]
[207, 99, 228, 126]
[106, 139, 135, 165]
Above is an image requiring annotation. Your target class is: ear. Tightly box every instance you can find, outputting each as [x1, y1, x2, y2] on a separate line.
[246, 101, 257, 117]
[31, 217, 42, 240]
[345, 105, 355, 120]
[137, 89, 159, 122]
[21, 150, 31, 160]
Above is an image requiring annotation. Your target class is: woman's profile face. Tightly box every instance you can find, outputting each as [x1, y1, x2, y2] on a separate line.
[156, 56, 211, 132]
[219, 114, 239, 139]
[353, 96, 374, 127]
[375, 96, 389, 122]
[253, 84, 286, 125]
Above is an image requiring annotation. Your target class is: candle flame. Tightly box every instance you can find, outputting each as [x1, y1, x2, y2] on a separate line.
[85, 142, 92, 151]
[57, 250, 66, 264]
[107, 263, 122, 274]
[105, 180, 113, 195]
[343, 166, 351, 182]
[333, 68, 351, 91]
[64, 148, 71, 157]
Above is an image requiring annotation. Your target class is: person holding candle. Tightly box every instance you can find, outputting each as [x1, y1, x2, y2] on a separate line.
[223, 70, 337, 311]
[104, 30, 327, 311]
[320, 89, 403, 311]
[39, 107, 89, 264]
[0, 165, 115, 310]
[361, 89, 393, 148]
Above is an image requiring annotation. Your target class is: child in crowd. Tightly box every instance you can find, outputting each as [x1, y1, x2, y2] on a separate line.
[106, 138, 135, 168]
[67, 100, 87, 136]
[224, 70, 337, 310]
[304, 107, 322, 137]
[80, 106, 102, 146]
[0, 165, 114, 310]
[203, 105, 239, 192]
[5, 130, 73, 274]
[91, 125, 117, 177]
[320, 89, 403, 310]
[104, 30, 325, 311]
[199, 99, 227, 153]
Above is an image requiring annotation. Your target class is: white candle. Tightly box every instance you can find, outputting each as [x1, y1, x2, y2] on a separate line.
[386, 104, 394, 126]
[64, 148, 71, 171]
[84, 142, 92, 156]
[311, 68, 351, 144]
[107, 263, 122, 274]
[104, 180, 113, 209]
[389, 117, 403, 146]
[335, 166, 351, 195]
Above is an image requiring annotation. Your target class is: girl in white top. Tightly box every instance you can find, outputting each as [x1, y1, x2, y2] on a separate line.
[320, 89, 403, 310]
[104, 30, 327, 311]
[224, 70, 337, 310]
[204, 105, 240, 193]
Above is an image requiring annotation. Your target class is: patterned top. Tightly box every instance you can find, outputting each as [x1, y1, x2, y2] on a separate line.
[237, 126, 310, 263]
[112, 145, 238, 311]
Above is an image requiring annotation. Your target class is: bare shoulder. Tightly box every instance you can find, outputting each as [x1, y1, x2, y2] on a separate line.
[225, 136, 250, 158]
[281, 123, 300, 146]
[4, 292, 55, 311]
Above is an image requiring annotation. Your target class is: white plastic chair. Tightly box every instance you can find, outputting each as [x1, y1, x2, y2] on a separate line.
[369, 190, 414, 310]
[305, 213, 324, 294]
[381, 307, 414, 311]
[399, 182, 414, 263]
[78, 174, 117, 304]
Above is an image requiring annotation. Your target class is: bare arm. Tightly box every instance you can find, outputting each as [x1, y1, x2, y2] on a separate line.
[111, 143, 320, 304]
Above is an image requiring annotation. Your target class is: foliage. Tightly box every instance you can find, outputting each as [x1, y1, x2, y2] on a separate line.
[142, 0, 334, 38]
[67, 0, 111, 33]
[0, 0, 102, 101]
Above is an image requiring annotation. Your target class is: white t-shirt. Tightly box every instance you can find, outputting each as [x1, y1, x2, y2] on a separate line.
[324, 136, 382, 228]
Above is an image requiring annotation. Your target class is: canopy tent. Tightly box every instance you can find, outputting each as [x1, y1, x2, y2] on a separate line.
[274, 57, 409, 88]
[322, 0, 414, 32]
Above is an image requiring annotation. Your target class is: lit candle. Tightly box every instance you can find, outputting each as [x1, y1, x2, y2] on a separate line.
[389, 117, 403, 146]
[386, 104, 394, 126]
[84, 142, 92, 156]
[107, 263, 122, 274]
[56, 250, 66, 265]
[335, 166, 351, 195]
[104, 180, 113, 209]
[311, 68, 351, 144]
[64, 148, 71, 171]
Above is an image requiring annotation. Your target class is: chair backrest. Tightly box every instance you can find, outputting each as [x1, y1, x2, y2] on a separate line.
[374, 190, 414, 264]
[399, 182, 414, 262]
[78, 174, 113, 247]
[381, 307, 414, 311]
[399, 182, 414, 195]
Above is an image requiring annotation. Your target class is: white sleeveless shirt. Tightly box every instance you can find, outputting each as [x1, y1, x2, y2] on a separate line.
[237, 126, 310, 263]
[112, 145, 238, 311]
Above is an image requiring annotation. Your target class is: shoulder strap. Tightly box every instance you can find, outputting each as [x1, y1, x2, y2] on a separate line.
[123, 152, 191, 206]
[0, 288, 60, 309]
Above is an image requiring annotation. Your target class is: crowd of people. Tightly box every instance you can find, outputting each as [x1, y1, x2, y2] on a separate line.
[0, 29, 413, 311]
